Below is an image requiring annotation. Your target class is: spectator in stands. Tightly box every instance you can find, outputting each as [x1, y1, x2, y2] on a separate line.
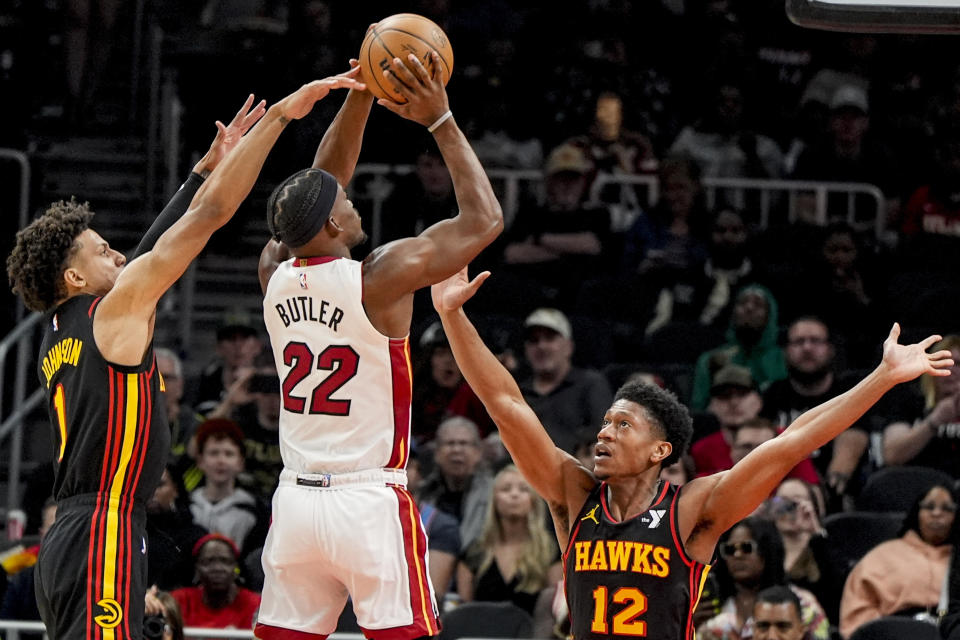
[670, 80, 785, 181]
[752, 586, 808, 640]
[691, 285, 787, 410]
[791, 83, 902, 228]
[379, 146, 458, 245]
[793, 224, 882, 368]
[692, 365, 764, 477]
[147, 464, 209, 590]
[621, 153, 710, 287]
[762, 317, 871, 499]
[195, 311, 261, 416]
[571, 91, 658, 185]
[0, 498, 56, 627]
[189, 420, 266, 555]
[698, 516, 830, 640]
[882, 334, 960, 477]
[693, 367, 819, 482]
[764, 478, 843, 624]
[155, 591, 185, 640]
[661, 454, 695, 487]
[417, 416, 493, 551]
[412, 321, 493, 445]
[156, 348, 203, 465]
[171, 533, 261, 631]
[644, 206, 762, 335]
[406, 446, 461, 606]
[840, 482, 957, 638]
[502, 142, 613, 308]
[456, 464, 561, 615]
[233, 368, 283, 503]
[518, 308, 613, 454]
[901, 124, 960, 239]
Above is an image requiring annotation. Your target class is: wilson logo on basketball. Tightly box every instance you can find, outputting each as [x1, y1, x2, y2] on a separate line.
[94, 598, 123, 628]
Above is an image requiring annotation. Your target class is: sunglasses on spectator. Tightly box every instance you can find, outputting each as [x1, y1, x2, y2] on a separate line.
[720, 540, 757, 557]
[919, 502, 957, 513]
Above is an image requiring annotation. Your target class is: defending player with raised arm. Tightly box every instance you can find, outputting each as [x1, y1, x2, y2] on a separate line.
[252, 52, 503, 640]
[5, 71, 362, 640]
[431, 268, 953, 640]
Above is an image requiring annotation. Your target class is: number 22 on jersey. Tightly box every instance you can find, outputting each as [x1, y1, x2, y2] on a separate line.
[281, 343, 359, 416]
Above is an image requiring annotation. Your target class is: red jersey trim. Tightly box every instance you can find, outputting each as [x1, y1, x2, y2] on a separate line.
[668, 486, 695, 567]
[393, 487, 439, 637]
[254, 623, 328, 640]
[294, 256, 340, 267]
[88, 296, 103, 318]
[386, 338, 412, 469]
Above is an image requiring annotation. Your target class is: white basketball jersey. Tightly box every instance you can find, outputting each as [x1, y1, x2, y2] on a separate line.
[262, 256, 412, 474]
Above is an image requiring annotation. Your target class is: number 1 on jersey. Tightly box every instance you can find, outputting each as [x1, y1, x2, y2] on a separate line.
[53, 384, 67, 461]
[282, 343, 359, 416]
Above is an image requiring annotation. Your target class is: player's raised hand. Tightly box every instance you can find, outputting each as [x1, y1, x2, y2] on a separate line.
[880, 323, 954, 384]
[277, 68, 366, 121]
[432, 267, 489, 314]
[196, 94, 268, 174]
[377, 51, 450, 128]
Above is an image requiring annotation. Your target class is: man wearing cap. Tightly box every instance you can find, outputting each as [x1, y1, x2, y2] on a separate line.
[791, 82, 901, 223]
[693, 364, 818, 482]
[253, 52, 503, 639]
[520, 307, 612, 455]
[502, 142, 613, 310]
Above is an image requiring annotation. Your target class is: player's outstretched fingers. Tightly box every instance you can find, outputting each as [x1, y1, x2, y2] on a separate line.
[405, 53, 430, 85]
[388, 57, 420, 93]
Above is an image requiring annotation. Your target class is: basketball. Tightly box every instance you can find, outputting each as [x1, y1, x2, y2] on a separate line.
[358, 14, 454, 103]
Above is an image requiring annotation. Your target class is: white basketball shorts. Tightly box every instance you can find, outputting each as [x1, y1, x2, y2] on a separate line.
[254, 468, 440, 639]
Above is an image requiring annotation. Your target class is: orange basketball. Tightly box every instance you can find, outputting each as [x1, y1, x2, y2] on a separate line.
[358, 14, 454, 103]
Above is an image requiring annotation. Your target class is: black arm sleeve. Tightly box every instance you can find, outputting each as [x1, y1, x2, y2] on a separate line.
[131, 172, 205, 259]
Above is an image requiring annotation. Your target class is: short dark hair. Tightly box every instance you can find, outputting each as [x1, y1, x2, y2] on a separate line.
[613, 380, 693, 467]
[7, 199, 94, 311]
[195, 419, 246, 457]
[756, 585, 802, 619]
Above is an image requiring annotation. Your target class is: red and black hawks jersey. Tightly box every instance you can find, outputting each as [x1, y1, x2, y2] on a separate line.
[37, 295, 169, 506]
[563, 481, 711, 640]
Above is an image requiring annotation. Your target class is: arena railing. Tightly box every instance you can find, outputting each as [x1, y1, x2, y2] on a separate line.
[350, 166, 886, 247]
[0, 148, 40, 517]
[0, 620, 366, 640]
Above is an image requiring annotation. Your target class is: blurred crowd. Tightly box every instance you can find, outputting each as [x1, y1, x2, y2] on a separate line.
[3, 0, 960, 638]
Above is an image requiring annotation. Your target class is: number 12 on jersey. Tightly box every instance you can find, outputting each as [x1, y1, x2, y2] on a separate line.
[591, 585, 648, 636]
[281, 342, 359, 416]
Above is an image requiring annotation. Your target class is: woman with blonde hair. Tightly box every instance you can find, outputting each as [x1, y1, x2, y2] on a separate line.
[882, 334, 960, 475]
[456, 465, 562, 614]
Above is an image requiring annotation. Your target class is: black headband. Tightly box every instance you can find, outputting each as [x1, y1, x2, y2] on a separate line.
[267, 168, 339, 249]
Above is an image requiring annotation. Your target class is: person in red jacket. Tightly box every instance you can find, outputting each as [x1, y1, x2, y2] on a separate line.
[171, 534, 260, 631]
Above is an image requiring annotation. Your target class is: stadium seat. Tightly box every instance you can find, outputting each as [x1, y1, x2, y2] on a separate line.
[439, 601, 534, 640]
[855, 466, 955, 513]
[821, 511, 903, 576]
[847, 615, 940, 640]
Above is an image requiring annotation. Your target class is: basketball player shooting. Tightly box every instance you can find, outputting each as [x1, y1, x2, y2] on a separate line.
[252, 47, 503, 639]
[431, 267, 952, 640]
[5, 72, 362, 639]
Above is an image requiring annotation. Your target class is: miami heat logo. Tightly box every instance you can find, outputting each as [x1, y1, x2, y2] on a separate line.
[581, 504, 600, 525]
[94, 598, 123, 628]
